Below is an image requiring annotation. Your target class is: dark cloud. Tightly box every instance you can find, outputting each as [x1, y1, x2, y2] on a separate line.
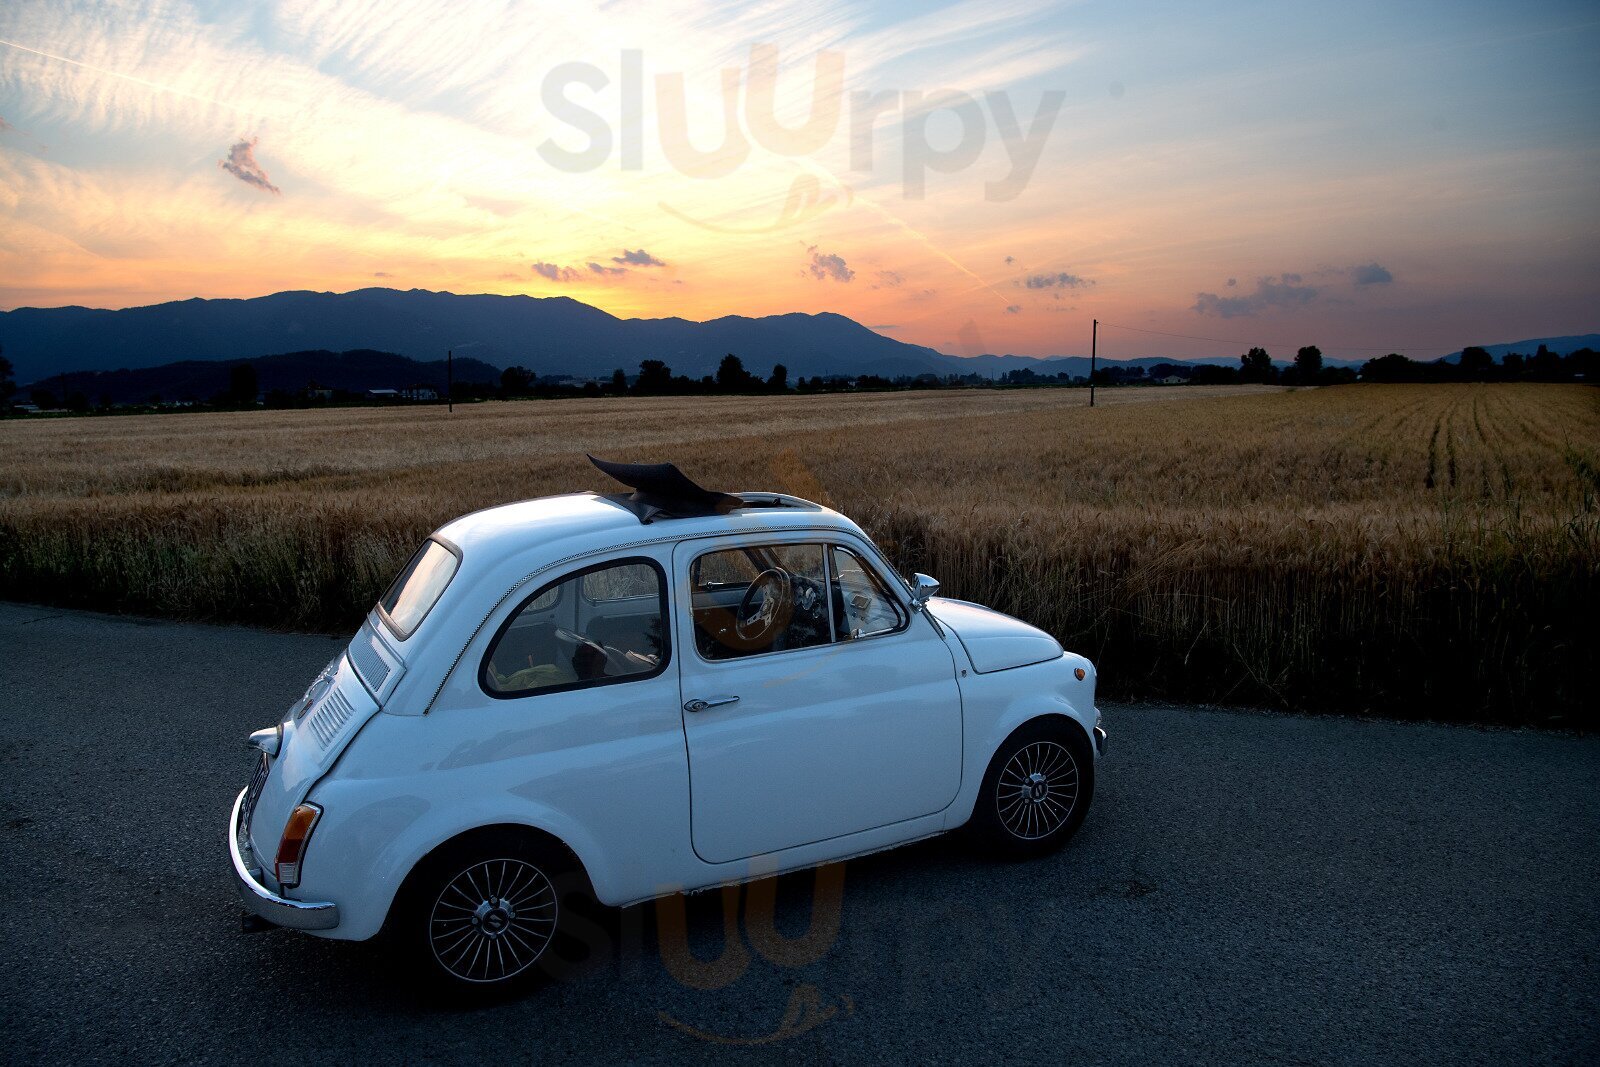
[871, 270, 905, 289]
[1023, 271, 1093, 290]
[588, 262, 627, 276]
[1352, 262, 1394, 286]
[612, 248, 666, 267]
[1192, 274, 1319, 318]
[1226, 278, 1237, 287]
[1005, 305, 1022, 314]
[373, 271, 392, 278]
[532, 261, 579, 282]
[1004, 255, 1015, 265]
[806, 246, 854, 283]
[218, 137, 280, 195]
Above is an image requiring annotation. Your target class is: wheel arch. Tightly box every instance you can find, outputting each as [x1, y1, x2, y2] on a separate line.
[950, 695, 1096, 830]
[997, 710, 1095, 757]
[381, 821, 596, 937]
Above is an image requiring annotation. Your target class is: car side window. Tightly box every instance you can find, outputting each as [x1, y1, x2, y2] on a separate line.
[829, 545, 906, 639]
[482, 558, 668, 698]
[691, 544, 830, 660]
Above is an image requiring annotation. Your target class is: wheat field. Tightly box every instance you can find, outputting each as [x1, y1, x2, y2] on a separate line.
[2, 383, 1594, 723]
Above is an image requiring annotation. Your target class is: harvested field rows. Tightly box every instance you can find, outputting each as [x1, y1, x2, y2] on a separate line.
[2, 383, 1594, 722]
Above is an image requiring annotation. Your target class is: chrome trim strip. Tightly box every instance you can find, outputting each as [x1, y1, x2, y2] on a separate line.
[228, 789, 340, 931]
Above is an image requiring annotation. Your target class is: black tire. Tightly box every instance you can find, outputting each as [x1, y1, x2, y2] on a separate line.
[395, 829, 572, 993]
[969, 718, 1094, 859]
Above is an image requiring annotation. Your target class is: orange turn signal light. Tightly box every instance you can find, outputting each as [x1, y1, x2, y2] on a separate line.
[275, 803, 323, 888]
[1074, 667, 1086, 681]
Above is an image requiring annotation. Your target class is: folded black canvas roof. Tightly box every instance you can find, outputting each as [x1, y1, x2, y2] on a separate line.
[588, 455, 745, 522]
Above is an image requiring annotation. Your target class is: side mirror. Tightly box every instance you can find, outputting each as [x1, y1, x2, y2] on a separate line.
[909, 572, 940, 610]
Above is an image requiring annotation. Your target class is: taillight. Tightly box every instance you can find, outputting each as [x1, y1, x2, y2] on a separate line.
[275, 803, 323, 888]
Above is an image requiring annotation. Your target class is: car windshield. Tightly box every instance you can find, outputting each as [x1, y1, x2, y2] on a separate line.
[379, 539, 459, 639]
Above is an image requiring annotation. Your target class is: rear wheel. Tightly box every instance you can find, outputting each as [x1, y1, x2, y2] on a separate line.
[970, 719, 1094, 858]
[398, 830, 570, 990]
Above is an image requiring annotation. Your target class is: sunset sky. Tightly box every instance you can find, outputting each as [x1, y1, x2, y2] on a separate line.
[1, 0, 1596, 360]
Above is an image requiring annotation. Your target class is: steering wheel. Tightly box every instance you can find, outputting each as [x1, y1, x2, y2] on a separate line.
[735, 568, 794, 645]
[555, 627, 611, 680]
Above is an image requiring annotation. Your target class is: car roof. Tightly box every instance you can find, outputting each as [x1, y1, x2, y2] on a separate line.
[433, 491, 863, 561]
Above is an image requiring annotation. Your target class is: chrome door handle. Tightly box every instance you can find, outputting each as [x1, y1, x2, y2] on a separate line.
[684, 695, 740, 713]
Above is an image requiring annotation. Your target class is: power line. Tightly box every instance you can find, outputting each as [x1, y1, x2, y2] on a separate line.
[1094, 320, 1457, 354]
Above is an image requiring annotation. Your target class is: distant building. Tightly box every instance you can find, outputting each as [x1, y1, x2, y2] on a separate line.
[367, 388, 400, 400]
[1157, 375, 1186, 385]
[400, 386, 438, 401]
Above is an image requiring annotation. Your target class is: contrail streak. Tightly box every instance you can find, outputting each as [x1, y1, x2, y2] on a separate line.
[0, 36, 262, 116]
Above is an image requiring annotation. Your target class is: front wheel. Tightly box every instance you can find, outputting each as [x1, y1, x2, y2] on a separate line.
[969, 719, 1094, 858]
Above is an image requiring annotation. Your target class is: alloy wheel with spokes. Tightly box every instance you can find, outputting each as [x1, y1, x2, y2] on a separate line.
[971, 720, 1094, 858]
[428, 857, 558, 984]
[996, 740, 1079, 840]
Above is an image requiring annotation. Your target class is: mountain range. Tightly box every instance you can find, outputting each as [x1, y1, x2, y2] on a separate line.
[1, 287, 1591, 385]
[1, 288, 955, 385]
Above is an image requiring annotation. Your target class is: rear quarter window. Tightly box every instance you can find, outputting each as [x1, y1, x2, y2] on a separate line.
[378, 538, 460, 639]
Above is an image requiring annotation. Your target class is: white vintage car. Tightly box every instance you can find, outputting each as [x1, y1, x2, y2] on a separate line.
[230, 458, 1105, 988]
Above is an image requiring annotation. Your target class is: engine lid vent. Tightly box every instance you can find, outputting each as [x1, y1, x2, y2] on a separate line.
[307, 688, 355, 749]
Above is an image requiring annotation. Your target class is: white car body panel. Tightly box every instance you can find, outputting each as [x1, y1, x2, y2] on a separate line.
[232, 491, 1101, 941]
[672, 531, 964, 863]
[927, 597, 1064, 673]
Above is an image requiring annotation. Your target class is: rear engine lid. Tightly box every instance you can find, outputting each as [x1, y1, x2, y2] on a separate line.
[245, 651, 379, 872]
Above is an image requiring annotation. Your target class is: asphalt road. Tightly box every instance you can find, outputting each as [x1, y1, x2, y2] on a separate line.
[1, 602, 1596, 1064]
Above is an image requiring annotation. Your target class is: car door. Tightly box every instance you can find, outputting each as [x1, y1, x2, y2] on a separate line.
[673, 534, 964, 864]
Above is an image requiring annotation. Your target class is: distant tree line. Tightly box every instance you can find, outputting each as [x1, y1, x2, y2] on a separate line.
[7, 340, 1596, 418]
[1357, 344, 1595, 383]
[486, 354, 987, 402]
[1119, 343, 1597, 386]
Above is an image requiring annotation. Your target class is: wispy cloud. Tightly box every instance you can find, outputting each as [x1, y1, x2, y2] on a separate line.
[532, 261, 578, 282]
[1022, 271, 1092, 290]
[807, 245, 854, 282]
[588, 261, 626, 276]
[218, 138, 279, 195]
[1352, 262, 1394, 285]
[1192, 274, 1319, 318]
[1194, 261, 1397, 316]
[612, 248, 666, 267]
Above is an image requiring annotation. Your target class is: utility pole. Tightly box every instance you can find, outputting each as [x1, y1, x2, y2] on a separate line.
[1089, 319, 1097, 408]
[447, 349, 453, 413]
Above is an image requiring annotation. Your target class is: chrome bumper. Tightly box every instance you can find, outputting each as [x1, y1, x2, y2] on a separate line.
[229, 788, 340, 931]
[1093, 725, 1108, 756]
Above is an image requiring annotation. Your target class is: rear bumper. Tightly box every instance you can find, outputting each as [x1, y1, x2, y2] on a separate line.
[229, 788, 340, 931]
